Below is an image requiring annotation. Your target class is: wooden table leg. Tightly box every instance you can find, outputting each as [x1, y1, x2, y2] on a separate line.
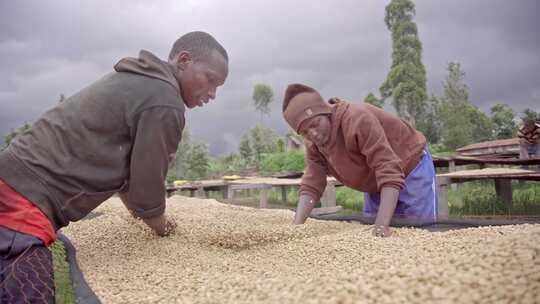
[436, 176, 450, 220]
[281, 186, 288, 203]
[260, 188, 269, 208]
[494, 179, 513, 210]
[320, 182, 336, 208]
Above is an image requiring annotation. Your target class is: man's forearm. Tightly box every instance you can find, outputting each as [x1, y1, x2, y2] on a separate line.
[374, 186, 400, 227]
[294, 195, 316, 224]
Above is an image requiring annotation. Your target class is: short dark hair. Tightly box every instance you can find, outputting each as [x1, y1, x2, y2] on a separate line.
[283, 84, 317, 112]
[169, 31, 228, 62]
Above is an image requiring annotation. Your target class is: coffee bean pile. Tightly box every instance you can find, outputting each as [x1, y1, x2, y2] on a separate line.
[63, 196, 540, 303]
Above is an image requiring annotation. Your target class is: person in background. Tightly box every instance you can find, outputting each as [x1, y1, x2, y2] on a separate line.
[282, 84, 438, 237]
[517, 118, 540, 160]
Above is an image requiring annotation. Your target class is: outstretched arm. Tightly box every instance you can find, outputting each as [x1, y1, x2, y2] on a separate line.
[373, 186, 399, 237]
[293, 194, 317, 224]
[118, 192, 176, 236]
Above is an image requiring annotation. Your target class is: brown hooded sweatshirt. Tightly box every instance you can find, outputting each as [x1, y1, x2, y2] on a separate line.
[299, 99, 426, 203]
[0, 50, 185, 230]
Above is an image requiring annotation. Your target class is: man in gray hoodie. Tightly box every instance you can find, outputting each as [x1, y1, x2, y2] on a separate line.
[0, 31, 228, 301]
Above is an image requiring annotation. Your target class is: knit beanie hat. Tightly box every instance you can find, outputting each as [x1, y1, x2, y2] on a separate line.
[282, 84, 332, 132]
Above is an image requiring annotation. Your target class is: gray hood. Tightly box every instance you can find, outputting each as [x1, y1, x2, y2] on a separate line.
[114, 50, 180, 93]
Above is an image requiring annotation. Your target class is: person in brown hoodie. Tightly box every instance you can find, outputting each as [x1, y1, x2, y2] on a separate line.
[0, 31, 228, 301]
[283, 84, 438, 237]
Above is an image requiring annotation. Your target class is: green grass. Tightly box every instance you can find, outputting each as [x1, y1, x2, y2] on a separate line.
[336, 187, 364, 211]
[50, 240, 75, 304]
[449, 181, 540, 216]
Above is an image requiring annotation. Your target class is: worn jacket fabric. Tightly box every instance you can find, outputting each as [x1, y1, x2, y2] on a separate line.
[299, 99, 426, 203]
[0, 50, 185, 230]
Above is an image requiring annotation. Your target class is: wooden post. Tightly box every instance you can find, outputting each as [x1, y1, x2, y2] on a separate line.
[449, 160, 457, 190]
[320, 181, 336, 208]
[448, 160, 456, 173]
[260, 188, 269, 208]
[228, 184, 272, 208]
[194, 186, 205, 198]
[221, 185, 229, 199]
[227, 185, 234, 200]
[436, 176, 450, 220]
[494, 179, 513, 209]
[281, 186, 288, 203]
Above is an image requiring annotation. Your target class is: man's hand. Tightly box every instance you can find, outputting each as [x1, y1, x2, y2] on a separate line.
[143, 214, 177, 237]
[293, 195, 316, 224]
[372, 225, 392, 237]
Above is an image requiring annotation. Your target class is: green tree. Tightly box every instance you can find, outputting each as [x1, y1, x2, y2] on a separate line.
[167, 128, 197, 181]
[364, 92, 384, 108]
[380, 0, 427, 126]
[249, 124, 277, 166]
[275, 137, 285, 153]
[415, 95, 442, 144]
[438, 62, 493, 149]
[239, 133, 254, 163]
[490, 103, 517, 139]
[238, 125, 278, 168]
[522, 108, 540, 123]
[468, 106, 493, 143]
[185, 142, 210, 180]
[2, 122, 31, 150]
[252, 83, 274, 122]
[209, 153, 250, 176]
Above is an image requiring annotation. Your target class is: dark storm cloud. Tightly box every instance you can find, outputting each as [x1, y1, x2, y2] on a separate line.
[1, 0, 538, 155]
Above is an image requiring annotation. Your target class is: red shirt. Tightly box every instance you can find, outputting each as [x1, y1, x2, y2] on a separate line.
[0, 179, 56, 246]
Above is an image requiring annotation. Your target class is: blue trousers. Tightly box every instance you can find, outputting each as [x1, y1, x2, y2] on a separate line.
[363, 149, 438, 221]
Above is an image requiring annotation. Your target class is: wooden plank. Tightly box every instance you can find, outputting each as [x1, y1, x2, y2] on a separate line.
[310, 206, 343, 216]
[438, 168, 540, 179]
[229, 183, 272, 191]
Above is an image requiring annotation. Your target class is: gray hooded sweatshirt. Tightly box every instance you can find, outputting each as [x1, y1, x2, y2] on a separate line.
[0, 50, 185, 230]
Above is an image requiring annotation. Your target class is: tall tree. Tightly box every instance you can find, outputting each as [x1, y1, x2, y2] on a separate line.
[252, 84, 274, 123]
[416, 95, 442, 144]
[167, 128, 192, 181]
[438, 62, 492, 149]
[185, 142, 210, 180]
[490, 103, 517, 139]
[364, 92, 384, 108]
[522, 108, 540, 123]
[238, 125, 278, 167]
[380, 0, 427, 126]
[239, 133, 254, 163]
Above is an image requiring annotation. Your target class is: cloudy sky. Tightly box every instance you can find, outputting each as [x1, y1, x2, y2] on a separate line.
[1, 0, 539, 155]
